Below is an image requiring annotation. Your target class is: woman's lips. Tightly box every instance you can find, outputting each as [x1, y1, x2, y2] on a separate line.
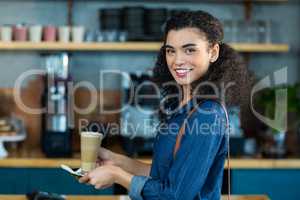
[175, 68, 193, 78]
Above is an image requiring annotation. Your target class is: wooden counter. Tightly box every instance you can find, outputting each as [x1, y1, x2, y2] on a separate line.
[1, 157, 300, 169]
[1, 148, 300, 169]
[0, 195, 270, 200]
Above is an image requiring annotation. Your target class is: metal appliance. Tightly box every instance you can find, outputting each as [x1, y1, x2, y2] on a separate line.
[120, 71, 160, 156]
[41, 53, 74, 157]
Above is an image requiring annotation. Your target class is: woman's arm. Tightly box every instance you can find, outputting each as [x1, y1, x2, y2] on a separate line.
[99, 147, 151, 176]
[114, 153, 151, 176]
[79, 150, 150, 190]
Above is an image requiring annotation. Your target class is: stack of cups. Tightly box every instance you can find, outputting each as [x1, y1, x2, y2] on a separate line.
[0, 24, 85, 43]
[58, 26, 70, 42]
[43, 25, 57, 42]
[29, 25, 42, 42]
[71, 26, 85, 43]
[13, 24, 28, 41]
[57, 26, 85, 43]
[0, 25, 13, 42]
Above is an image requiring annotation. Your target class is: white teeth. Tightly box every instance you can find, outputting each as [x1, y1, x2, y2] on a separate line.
[175, 69, 192, 73]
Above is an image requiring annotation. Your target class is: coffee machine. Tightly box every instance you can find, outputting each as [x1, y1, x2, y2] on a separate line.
[41, 53, 74, 157]
[120, 71, 160, 156]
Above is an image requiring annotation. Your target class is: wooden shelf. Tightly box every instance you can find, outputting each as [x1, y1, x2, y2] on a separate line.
[0, 42, 161, 52]
[230, 43, 289, 53]
[0, 42, 289, 53]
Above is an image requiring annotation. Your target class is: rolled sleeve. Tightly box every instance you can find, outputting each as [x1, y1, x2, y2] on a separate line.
[129, 176, 150, 200]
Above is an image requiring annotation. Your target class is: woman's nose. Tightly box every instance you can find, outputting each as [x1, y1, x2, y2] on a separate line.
[174, 53, 185, 66]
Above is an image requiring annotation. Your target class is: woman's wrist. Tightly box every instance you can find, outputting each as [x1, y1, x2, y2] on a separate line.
[112, 165, 133, 190]
[111, 152, 124, 168]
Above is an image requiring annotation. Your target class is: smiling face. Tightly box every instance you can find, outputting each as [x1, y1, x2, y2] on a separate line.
[164, 28, 219, 87]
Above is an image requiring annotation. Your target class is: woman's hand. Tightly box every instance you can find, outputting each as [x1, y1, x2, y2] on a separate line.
[97, 147, 118, 166]
[78, 165, 133, 190]
[78, 165, 117, 189]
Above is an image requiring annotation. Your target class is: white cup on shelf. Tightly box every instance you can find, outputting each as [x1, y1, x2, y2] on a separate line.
[29, 25, 42, 42]
[58, 26, 70, 42]
[71, 26, 85, 43]
[0, 25, 13, 42]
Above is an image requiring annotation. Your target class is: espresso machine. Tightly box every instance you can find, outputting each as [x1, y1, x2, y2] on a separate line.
[41, 53, 74, 157]
[120, 71, 160, 156]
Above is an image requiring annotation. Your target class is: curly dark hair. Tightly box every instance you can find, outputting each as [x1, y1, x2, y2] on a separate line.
[153, 10, 254, 123]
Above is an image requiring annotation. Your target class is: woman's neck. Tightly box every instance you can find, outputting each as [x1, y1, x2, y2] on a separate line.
[180, 84, 192, 107]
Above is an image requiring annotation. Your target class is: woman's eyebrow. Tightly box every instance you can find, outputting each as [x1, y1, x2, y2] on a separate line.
[182, 43, 197, 48]
[163, 44, 174, 49]
[163, 43, 196, 49]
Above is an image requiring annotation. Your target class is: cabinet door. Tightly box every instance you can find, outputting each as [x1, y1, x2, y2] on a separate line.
[232, 169, 300, 200]
[0, 168, 113, 195]
[0, 168, 29, 194]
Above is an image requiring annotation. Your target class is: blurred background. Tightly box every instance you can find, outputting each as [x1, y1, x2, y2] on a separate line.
[0, 0, 299, 200]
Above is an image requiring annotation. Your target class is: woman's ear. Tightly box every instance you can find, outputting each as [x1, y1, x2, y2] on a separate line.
[209, 43, 220, 63]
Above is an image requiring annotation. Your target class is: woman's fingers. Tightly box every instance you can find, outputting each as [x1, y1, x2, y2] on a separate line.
[101, 184, 112, 189]
[94, 183, 110, 189]
[78, 165, 116, 190]
[89, 178, 97, 185]
[78, 174, 89, 183]
[96, 160, 103, 167]
[95, 184, 101, 189]
[97, 148, 111, 165]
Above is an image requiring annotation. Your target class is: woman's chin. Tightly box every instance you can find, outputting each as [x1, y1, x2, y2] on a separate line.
[174, 78, 193, 86]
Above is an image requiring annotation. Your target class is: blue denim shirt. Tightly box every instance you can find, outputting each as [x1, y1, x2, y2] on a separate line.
[129, 99, 228, 200]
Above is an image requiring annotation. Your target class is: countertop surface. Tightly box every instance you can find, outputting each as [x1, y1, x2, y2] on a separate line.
[0, 195, 270, 200]
[1, 148, 300, 169]
[1, 157, 300, 169]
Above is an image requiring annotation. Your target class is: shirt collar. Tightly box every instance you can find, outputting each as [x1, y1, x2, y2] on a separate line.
[167, 98, 196, 119]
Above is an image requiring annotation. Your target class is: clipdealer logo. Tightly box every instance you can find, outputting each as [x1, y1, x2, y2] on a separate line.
[250, 67, 288, 132]
[12, 67, 289, 134]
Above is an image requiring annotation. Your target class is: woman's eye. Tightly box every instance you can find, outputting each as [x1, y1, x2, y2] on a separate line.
[185, 48, 196, 54]
[166, 49, 175, 55]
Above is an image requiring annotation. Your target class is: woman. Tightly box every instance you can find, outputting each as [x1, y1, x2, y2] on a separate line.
[79, 10, 252, 200]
